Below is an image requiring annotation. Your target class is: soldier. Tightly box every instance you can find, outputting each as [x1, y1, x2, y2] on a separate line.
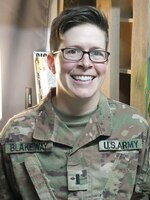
[0, 5, 150, 200]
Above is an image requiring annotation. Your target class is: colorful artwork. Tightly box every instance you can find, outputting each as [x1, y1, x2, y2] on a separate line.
[33, 51, 56, 104]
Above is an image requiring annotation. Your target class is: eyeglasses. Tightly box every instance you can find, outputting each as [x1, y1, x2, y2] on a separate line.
[52, 48, 110, 63]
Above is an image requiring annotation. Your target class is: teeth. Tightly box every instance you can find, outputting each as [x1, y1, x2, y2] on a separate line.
[73, 75, 93, 81]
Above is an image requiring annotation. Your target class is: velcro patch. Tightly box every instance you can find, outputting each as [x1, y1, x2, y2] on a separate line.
[99, 139, 143, 151]
[68, 169, 88, 191]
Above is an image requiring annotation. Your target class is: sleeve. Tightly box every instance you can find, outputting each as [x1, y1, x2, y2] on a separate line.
[131, 126, 150, 200]
[0, 143, 14, 200]
[0, 124, 21, 200]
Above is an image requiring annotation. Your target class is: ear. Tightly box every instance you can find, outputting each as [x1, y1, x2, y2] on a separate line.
[47, 54, 55, 74]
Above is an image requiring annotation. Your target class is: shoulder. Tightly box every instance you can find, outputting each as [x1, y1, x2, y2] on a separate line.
[107, 98, 149, 132]
[0, 104, 40, 141]
[0, 89, 55, 143]
[108, 98, 137, 113]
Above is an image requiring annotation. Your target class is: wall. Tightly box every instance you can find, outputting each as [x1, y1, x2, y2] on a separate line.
[0, 0, 57, 129]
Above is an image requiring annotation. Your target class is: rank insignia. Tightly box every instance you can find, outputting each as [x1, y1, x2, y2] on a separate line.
[67, 169, 88, 191]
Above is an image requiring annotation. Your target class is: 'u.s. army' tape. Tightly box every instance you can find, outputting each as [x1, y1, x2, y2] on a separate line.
[99, 138, 142, 151]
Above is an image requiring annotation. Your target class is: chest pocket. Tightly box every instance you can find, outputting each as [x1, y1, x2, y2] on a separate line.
[100, 150, 139, 200]
[10, 153, 57, 200]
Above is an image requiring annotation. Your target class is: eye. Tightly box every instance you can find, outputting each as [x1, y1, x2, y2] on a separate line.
[65, 48, 80, 55]
[92, 50, 104, 57]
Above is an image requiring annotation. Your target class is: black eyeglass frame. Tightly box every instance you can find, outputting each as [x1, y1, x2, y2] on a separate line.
[52, 48, 110, 63]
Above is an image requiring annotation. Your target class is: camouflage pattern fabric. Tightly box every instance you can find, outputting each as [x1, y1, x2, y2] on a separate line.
[0, 88, 150, 200]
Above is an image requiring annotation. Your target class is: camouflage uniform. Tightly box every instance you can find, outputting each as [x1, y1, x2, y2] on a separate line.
[0, 88, 150, 200]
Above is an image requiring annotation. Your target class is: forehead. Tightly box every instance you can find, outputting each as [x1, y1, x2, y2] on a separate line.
[60, 23, 106, 49]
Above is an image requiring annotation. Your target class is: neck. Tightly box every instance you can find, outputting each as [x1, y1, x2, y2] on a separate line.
[53, 90, 100, 116]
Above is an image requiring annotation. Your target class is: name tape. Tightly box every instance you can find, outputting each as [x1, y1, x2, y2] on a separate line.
[5, 142, 52, 154]
[99, 138, 143, 151]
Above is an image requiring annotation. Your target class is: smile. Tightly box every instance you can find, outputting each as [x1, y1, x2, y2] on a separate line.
[71, 75, 95, 81]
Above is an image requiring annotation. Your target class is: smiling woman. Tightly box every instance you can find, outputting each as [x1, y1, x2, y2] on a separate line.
[0, 5, 150, 200]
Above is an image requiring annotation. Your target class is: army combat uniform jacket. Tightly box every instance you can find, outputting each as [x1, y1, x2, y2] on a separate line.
[0, 89, 150, 200]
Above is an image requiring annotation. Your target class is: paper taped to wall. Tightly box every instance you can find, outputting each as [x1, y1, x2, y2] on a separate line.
[33, 51, 56, 104]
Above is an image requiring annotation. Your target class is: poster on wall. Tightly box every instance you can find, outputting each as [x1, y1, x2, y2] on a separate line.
[33, 51, 56, 104]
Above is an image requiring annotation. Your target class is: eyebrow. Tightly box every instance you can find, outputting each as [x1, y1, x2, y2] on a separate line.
[64, 46, 106, 51]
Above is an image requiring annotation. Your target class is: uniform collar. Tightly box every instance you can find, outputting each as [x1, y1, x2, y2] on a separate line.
[33, 89, 112, 147]
[33, 88, 56, 141]
[72, 93, 112, 151]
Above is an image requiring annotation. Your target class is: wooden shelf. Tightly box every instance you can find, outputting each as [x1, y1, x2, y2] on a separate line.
[120, 18, 133, 23]
[120, 68, 131, 74]
[120, 22, 132, 72]
[96, 0, 150, 123]
[119, 73, 131, 105]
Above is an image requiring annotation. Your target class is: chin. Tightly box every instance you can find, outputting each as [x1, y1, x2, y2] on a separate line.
[72, 91, 97, 99]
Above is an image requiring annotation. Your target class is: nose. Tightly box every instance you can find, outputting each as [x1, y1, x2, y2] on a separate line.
[79, 52, 92, 69]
